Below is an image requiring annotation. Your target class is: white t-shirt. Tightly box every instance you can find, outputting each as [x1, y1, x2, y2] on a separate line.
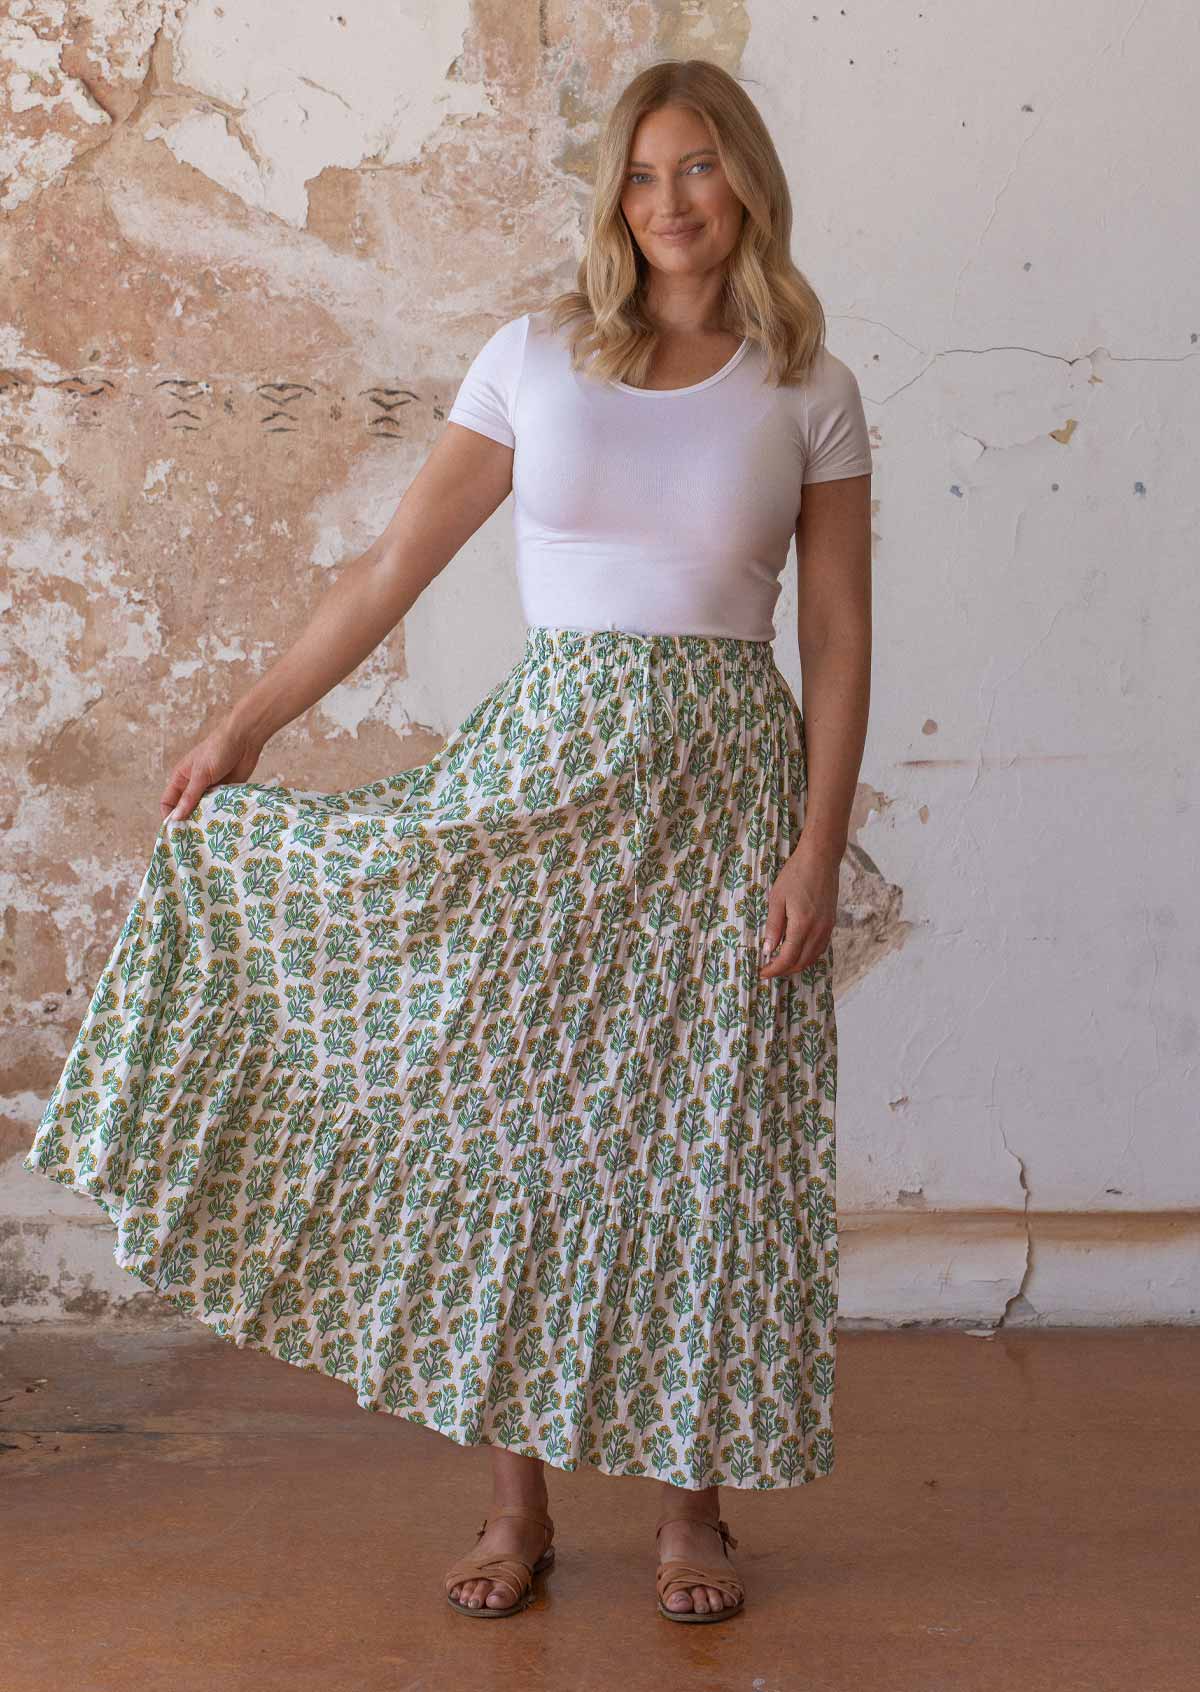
[446, 308, 872, 641]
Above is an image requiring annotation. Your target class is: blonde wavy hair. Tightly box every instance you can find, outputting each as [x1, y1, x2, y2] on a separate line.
[528, 59, 828, 390]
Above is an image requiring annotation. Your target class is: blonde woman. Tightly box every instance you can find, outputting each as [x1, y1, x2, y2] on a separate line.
[24, 58, 872, 1624]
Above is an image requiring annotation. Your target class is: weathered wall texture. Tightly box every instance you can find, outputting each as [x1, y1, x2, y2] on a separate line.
[3, 2, 1197, 1327]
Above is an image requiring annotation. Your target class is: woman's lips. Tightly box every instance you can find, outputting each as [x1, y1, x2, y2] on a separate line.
[658, 225, 703, 242]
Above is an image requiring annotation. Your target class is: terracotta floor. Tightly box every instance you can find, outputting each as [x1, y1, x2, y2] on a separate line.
[1, 1318, 1196, 1691]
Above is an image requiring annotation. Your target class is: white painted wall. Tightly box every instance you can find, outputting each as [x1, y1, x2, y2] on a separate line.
[739, 0, 1200, 1321]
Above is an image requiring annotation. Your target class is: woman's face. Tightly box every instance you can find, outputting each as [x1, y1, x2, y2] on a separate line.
[619, 104, 744, 282]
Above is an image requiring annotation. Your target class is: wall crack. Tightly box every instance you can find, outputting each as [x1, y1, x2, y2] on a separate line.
[997, 1128, 1034, 1327]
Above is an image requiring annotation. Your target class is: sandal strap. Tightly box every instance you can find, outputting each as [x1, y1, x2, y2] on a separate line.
[655, 1513, 738, 1551]
[446, 1507, 555, 1599]
[485, 1504, 554, 1534]
[656, 1556, 745, 1606]
[443, 1551, 534, 1602]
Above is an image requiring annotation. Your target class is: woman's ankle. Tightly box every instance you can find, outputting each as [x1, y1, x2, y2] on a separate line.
[488, 1450, 550, 1514]
[657, 1482, 720, 1520]
[489, 1491, 549, 1511]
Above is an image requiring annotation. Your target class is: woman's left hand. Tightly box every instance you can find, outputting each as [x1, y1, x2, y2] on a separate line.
[759, 838, 842, 978]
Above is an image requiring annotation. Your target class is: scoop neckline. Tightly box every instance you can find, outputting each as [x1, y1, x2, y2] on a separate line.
[611, 336, 752, 396]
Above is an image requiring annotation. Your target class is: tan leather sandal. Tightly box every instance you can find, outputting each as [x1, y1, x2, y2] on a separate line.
[443, 1503, 556, 1618]
[655, 1509, 745, 1623]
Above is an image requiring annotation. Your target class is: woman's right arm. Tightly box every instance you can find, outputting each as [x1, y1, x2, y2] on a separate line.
[161, 422, 514, 822]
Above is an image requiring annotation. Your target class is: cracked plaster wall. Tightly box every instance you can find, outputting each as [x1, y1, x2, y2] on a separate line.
[2, 1, 1197, 1328]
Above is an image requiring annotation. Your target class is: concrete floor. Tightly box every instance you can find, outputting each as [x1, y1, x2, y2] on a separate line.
[1, 1318, 1196, 1691]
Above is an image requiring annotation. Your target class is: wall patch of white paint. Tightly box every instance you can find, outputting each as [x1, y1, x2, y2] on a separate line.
[157, 0, 488, 227]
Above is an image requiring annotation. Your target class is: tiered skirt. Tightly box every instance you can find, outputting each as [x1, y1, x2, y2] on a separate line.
[23, 624, 839, 1490]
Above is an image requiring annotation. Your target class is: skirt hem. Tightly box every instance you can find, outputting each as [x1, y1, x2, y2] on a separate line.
[25, 1155, 836, 1493]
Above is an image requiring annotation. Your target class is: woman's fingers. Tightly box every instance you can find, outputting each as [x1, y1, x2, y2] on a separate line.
[165, 778, 210, 824]
[758, 897, 827, 978]
[159, 721, 264, 826]
[160, 777, 188, 821]
[759, 905, 802, 977]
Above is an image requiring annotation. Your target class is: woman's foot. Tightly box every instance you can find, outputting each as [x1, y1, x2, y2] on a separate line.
[656, 1490, 740, 1616]
[446, 1507, 553, 1610]
[447, 1450, 552, 1612]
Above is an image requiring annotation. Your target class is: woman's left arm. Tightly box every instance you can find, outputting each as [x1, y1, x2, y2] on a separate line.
[759, 472, 872, 979]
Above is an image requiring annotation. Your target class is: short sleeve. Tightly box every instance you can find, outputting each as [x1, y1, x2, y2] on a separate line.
[446, 314, 529, 449]
[801, 349, 873, 484]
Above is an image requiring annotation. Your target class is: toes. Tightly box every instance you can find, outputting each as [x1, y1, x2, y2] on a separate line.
[451, 1575, 516, 1609]
[666, 1584, 731, 1614]
[672, 1585, 728, 1613]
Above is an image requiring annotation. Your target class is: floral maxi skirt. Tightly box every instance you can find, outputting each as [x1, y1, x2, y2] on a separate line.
[23, 624, 839, 1491]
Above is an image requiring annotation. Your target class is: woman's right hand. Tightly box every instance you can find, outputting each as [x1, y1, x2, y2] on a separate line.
[160, 716, 266, 825]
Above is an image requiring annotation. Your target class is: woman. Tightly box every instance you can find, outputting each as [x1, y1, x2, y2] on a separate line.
[23, 59, 871, 1624]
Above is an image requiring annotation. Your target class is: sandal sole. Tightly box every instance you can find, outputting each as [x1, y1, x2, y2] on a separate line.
[657, 1595, 744, 1623]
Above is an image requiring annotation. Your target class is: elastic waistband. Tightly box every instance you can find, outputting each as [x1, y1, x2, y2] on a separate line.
[524, 623, 775, 665]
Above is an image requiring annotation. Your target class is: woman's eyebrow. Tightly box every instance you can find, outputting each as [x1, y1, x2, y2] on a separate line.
[627, 147, 717, 168]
